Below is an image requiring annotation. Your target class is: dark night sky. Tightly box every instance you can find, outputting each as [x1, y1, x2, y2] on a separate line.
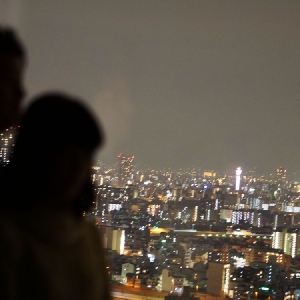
[1, 0, 300, 174]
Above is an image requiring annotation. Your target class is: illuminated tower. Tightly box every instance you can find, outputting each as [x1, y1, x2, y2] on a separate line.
[118, 153, 134, 186]
[235, 167, 242, 191]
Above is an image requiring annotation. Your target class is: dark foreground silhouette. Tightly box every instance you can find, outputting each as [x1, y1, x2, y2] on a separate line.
[0, 27, 25, 131]
[0, 93, 111, 299]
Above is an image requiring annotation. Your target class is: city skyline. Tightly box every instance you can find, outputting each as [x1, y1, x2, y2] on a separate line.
[93, 149, 300, 298]
[100, 156, 300, 181]
[1, 1, 300, 173]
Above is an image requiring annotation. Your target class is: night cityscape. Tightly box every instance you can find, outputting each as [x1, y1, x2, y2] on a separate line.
[5, 126, 300, 299]
[1, 1, 300, 299]
[81, 153, 300, 300]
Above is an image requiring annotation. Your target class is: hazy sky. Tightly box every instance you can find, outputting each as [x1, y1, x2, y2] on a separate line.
[1, 0, 300, 174]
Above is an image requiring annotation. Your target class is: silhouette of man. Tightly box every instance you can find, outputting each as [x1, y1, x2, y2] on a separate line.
[0, 27, 25, 131]
[0, 28, 111, 300]
[0, 27, 26, 299]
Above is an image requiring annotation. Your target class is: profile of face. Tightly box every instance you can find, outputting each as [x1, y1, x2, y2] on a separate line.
[0, 54, 24, 130]
[48, 144, 92, 204]
[9, 93, 102, 212]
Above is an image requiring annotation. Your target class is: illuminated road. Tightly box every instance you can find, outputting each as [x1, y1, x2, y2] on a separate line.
[111, 291, 164, 300]
[151, 228, 272, 240]
[111, 285, 166, 300]
[112, 291, 226, 300]
[111, 285, 226, 300]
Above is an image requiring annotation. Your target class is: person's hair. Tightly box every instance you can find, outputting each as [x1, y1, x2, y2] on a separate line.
[6, 92, 104, 214]
[0, 27, 25, 63]
[15, 92, 103, 157]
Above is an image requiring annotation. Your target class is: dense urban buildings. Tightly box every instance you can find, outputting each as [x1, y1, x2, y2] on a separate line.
[87, 158, 300, 299]
[4, 138, 300, 299]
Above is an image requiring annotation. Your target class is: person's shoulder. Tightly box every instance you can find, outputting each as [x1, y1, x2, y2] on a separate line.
[0, 210, 23, 258]
[80, 220, 102, 240]
[0, 165, 15, 208]
[0, 210, 19, 234]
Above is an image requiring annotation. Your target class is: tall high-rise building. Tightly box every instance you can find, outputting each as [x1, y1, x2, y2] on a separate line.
[276, 167, 287, 188]
[272, 229, 284, 250]
[104, 228, 125, 254]
[118, 153, 134, 186]
[235, 167, 242, 191]
[282, 229, 300, 258]
[207, 262, 230, 297]
[0, 127, 17, 166]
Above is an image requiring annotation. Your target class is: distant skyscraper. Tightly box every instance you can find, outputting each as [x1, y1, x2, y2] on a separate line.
[276, 167, 287, 188]
[235, 167, 242, 191]
[0, 127, 17, 166]
[118, 153, 134, 186]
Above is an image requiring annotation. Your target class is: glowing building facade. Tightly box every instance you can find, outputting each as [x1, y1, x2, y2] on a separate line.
[244, 248, 291, 268]
[277, 167, 287, 183]
[118, 153, 134, 186]
[207, 262, 230, 297]
[105, 228, 125, 255]
[231, 210, 261, 227]
[272, 230, 284, 250]
[272, 229, 300, 258]
[235, 167, 242, 191]
[284, 232, 300, 258]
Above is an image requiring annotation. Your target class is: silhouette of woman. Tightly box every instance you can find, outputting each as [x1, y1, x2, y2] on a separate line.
[1, 92, 111, 299]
